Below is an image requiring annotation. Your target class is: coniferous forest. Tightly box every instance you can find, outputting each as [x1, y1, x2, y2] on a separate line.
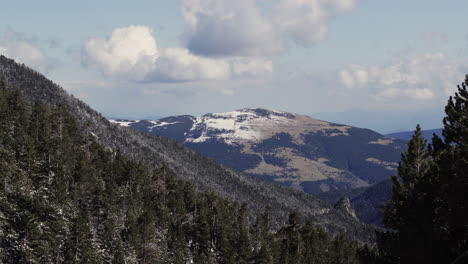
[2, 1, 468, 263]
[0, 81, 365, 263]
[1, 65, 468, 263]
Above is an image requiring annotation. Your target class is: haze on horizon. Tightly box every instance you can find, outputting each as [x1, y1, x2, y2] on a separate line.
[1, 0, 466, 133]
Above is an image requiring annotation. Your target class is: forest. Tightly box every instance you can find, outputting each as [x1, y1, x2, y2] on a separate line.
[0, 81, 366, 263]
[1, 73, 468, 263]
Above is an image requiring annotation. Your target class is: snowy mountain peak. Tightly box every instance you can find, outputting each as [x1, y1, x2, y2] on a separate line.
[186, 108, 350, 145]
[202, 108, 294, 121]
[109, 108, 351, 146]
[106, 108, 404, 197]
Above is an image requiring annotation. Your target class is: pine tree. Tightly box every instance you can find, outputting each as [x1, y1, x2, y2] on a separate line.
[378, 124, 433, 263]
[377, 75, 468, 263]
[276, 212, 304, 264]
[443, 76, 468, 145]
[235, 203, 251, 263]
[433, 75, 468, 261]
[252, 207, 274, 264]
[384, 124, 430, 230]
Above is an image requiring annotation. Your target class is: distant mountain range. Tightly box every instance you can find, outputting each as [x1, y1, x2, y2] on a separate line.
[110, 109, 407, 198]
[386, 128, 443, 142]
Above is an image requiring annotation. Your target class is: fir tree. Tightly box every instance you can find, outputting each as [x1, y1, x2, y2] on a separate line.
[377, 75, 468, 263]
[378, 124, 433, 263]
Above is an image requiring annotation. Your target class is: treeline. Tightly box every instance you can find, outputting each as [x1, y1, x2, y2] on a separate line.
[368, 77, 468, 263]
[0, 81, 368, 263]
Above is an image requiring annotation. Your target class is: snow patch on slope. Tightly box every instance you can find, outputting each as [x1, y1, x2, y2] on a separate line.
[185, 108, 350, 145]
[186, 108, 294, 144]
[149, 121, 180, 129]
[109, 119, 139, 127]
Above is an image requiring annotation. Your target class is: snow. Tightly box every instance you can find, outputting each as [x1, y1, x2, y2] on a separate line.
[108, 108, 349, 146]
[149, 121, 179, 129]
[186, 108, 293, 144]
[110, 119, 180, 129]
[109, 119, 139, 127]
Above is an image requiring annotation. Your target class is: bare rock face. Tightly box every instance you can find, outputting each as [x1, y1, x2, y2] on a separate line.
[334, 197, 358, 221]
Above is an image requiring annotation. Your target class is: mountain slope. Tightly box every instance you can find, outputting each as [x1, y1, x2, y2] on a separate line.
[317, 179, 393, 226]
[111, 109, 406, 196]
[0, 55, 373, 241]
[0, 84, 368, 263]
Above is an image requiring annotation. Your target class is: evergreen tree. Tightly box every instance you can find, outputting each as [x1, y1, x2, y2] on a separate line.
[384, 124, 431, 229]
[252, 207, 274, 264]
[433, 75, 468, 261]
[276, 212, 304, 264]
[377, 75, 468, 263]
[378, 125, 433, 263]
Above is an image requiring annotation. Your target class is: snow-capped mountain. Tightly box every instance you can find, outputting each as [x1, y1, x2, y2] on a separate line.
[110, 108, 406, 195]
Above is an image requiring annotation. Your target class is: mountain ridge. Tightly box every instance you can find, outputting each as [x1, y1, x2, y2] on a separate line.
[110, 107, 406, 198]
[0, 55, 374, 242]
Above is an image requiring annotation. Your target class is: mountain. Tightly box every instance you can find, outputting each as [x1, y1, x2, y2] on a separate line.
[386, 128, 443, 142]
[0, 77, 369, 263]
[0, 55, 373, 242]
[317, 179, 393, 226]
[110, 109, 407, 197]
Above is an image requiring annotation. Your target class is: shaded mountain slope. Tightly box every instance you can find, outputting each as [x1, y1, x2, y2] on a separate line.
[317, 179, 393, 226]
[0, 85, 369, 263]
[111, 109, 406, 196]
[0, 55, 373, 242]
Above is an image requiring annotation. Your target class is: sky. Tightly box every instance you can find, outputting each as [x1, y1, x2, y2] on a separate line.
[1, 0, 467, 133]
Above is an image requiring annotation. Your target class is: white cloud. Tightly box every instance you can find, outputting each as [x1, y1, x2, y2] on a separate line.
[149, 47, 231, 82]
[332, 0, 357, 12]
[0, 31, 53, 73]
[82, 25, 272, 83]
[337, 53, 468, 100]
[83, 25, 158, 80]
[180, 0, 358, 57]
[181, 0, 283, 57]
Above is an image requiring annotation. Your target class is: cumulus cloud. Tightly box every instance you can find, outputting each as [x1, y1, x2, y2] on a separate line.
[181, 0, 283, 56]
[0, 30, 54, 73]
[180, 0, 358, 57]
[83, 26, 159, 81]
[337, 53, 468, 100]
[82, 25, 272, 82]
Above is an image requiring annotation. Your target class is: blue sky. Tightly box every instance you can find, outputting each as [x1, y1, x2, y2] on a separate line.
[1, 0, 467, 133]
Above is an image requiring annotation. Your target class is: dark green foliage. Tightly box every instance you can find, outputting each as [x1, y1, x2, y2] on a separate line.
[375, 75, 468, 263]
[0, 83, 368, 263]
[0, 55, 375, 246]
[384, 125, 430, 232]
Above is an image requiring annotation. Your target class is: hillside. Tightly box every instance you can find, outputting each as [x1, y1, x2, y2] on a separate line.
[0, 84, 368, 263]
[110, 109, 406, 196]
[0, 55, 373, 242]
